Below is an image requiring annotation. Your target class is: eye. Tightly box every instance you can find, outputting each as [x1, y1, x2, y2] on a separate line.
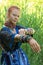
[13, 14, 16, 16]
[13, 14, 19, 17]
[17, 15, 19, 17]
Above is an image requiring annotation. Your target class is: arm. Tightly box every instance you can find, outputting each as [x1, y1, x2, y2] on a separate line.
[19, 28, 35, 36]
[0, 29, 13, 51]
[0, 27, 16, 51]
[0, 29, 32, 51]
[18, 28, 41, 53]
[14, 34, 32, 43]
[0, 27, 41, 53]
[27, 38, 41, 53]
[0, 27, 31, 50]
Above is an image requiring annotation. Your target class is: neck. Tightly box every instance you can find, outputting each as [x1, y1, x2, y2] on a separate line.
[5, 21, 16, 29]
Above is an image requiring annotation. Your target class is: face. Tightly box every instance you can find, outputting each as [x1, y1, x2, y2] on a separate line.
[9, 8, 20, 25]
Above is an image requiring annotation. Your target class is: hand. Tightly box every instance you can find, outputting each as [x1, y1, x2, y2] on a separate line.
[28, 38, 41, 53]
[15, 34, 21, 39]
[26, 28, 35, 35]
[19, 29, 26, 36]
[14, 34, 21, 43]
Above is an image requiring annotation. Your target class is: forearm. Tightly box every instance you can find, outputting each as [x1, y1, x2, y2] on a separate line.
[14, 34, 32, 43]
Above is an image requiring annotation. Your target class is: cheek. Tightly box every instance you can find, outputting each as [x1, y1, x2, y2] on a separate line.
[16, 17, 19, 20]
[10, 14, 13, 18]
[11, 15, 14, 18]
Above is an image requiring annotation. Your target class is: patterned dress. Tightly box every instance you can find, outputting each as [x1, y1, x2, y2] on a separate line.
[0, 25, 30, 65]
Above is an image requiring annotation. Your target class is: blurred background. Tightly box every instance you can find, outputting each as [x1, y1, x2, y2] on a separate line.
[0, 0, 43, 65]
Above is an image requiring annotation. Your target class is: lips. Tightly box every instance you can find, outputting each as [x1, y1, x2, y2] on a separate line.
[13, 19, 17, 22]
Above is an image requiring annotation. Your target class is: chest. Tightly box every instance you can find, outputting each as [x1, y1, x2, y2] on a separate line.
[10, 28, 18, 34]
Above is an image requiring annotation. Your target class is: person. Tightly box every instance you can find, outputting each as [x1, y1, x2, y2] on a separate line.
[0, 6, 41, 65]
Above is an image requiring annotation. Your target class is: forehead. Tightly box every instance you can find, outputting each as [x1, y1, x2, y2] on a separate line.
[11, 8, 20, 14]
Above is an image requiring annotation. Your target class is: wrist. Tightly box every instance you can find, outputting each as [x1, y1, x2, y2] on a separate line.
[20, 35, 32, 43]
[25, 35, 32, 42]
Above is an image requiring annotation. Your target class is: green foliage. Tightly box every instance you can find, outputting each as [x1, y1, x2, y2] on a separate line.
[0, 0, 43, 65]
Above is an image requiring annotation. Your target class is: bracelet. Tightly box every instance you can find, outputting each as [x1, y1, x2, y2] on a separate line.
[20, 35, 32, 42]
[25, 35, 32, 42]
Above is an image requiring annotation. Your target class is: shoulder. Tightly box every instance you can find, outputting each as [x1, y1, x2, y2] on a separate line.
[1, 25, 10, 32]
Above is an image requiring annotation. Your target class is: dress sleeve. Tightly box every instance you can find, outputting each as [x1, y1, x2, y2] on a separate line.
[1, 27, 16, 39]
[0, 27, 16, 51]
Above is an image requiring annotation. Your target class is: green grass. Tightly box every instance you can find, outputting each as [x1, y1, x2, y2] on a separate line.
[0, 0, 43, 65]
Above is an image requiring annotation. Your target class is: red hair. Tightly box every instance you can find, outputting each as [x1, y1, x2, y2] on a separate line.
[8, 6, 20, 11]
[8, 6, 20, 15]
[5, 6, 20, 28]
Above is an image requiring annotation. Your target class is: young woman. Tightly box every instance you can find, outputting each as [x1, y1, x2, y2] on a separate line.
[0, 6, 41, 65]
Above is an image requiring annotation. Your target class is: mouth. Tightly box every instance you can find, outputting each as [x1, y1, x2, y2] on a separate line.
[12, 20, 17, 23]
[13, 19, 17, 22]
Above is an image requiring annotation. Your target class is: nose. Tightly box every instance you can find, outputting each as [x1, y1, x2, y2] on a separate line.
[15, 16, 18, 20]
[15, 17, 17, 19]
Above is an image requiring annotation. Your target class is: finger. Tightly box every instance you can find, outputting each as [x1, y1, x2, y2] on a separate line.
[28, 38, 36, 52]
[28, 38, 40, 52]
[32, 40, 40, 52]
[31, 45, 36, 52]
[33, 42, 38, 52]
[30, 40, 39, 52]
[35, 42, 41, 52]
[31, 39, 39, 52]
[30, 42, 37, 52]
[32, 40, 41, 53]
[32, 43, 38, 52]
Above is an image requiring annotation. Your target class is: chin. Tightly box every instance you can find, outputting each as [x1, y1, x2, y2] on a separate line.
[12, 21, 16, 23]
